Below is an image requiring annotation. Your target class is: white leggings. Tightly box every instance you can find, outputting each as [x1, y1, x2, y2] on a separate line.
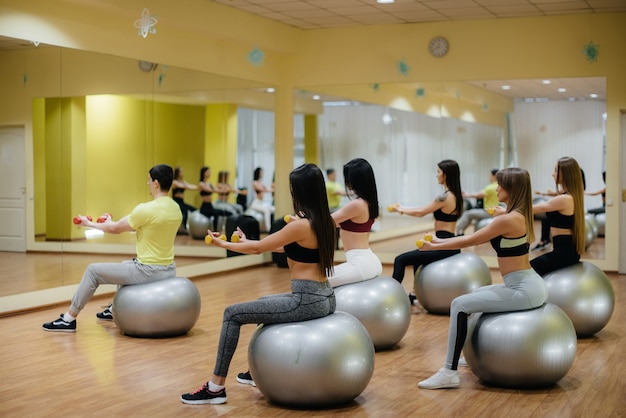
[328, 248, 383, 288]
[444, 268, 547, 369]
[250, 198, 275, 231]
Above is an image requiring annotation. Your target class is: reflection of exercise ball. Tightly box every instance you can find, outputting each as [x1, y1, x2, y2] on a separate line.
[595, 213, 605, 237]
[248, 311, 375, 407]
[188, 211, 211, 240]
[334, 276, 411, 350]
[414, 253, 492, 315]
[113, 277, 201, 338]
[584, 217, 596, 250]
[585, 214, 598, 237]
[543, 262, 615, 337]
[475, 217, 494, 231]
[464, 303, 577, 388]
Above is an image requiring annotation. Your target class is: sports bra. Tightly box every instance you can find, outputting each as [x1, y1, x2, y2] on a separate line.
[339, 218, 375, 233]
[172, 187, 185, 196]
[200, 190, 212, 197]
[490, 235, 529, 257]
[284, 242, 320, 263]
[433, 208, 459, 223]
[546, 211, 574, 229]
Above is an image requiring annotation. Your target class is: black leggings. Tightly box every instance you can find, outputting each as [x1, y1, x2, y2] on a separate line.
[200, 202, 231, 231]
[392, 231, 459, 284]
[173, 197, 196, 228]
[530, 235, 580, 276]
[213, 279, 335, 377]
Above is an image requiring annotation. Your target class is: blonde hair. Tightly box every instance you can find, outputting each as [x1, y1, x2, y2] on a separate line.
[556, 157, 586, 255]
[496, 167, 535, 243]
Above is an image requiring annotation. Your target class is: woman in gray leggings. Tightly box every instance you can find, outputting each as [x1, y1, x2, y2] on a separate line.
[181, 163, 337, 405]
[416, 167, 548, 390]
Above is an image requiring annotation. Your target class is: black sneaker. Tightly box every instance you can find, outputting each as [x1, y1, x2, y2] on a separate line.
[236, 371, 256, 387]
[408, 293, 418, 306]
[42, 315, 76, 332]
[180, 382, 227, 405]
[96, 304, 113, 321]
[531, 241, 549, 251]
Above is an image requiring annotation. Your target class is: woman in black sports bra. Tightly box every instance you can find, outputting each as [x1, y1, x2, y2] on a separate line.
[531, 157, 586, 276]
[198, 166, 232, 232]
[416, 167, 547, 390]
[172, 166, 198, 234]
[181, 163, 336, 406]
[389, 160, 463, 303]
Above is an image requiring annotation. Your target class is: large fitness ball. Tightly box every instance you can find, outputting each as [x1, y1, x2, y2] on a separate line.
[113, 277, 201, 338]
[414, 253, 492, 315]
[543, 262, 615, 337]
[584, 217, 597, 250]
[248, 311, 375, 407]
[474, 217, 494, 231]
[188, 211, 211, 240]
[595, 213, 605, 237]
[334, 276, 411, 350]
[464, 303, 577, 388]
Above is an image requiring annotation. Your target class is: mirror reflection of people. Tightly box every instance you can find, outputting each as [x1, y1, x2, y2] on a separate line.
[389, 160, 463, 304]
[456, 168, 499, 236]
[180, 163, 336, 405]
[531, 157, 586, 276]
[586, 171, 606, 215]
[327, 158, 382, 288]
[417, 168, 547, 390]
[214, 171, 244, 216]
[42, 164, 182, 332]
[249, 167, 275, 232]
[198, 166, 232, 232]
[172, 166, 198, 235]
[325, 168, 346, 212]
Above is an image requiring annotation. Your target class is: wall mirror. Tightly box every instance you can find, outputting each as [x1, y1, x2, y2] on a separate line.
[297, 78, 606, 259]
[0, 35, 275, 298]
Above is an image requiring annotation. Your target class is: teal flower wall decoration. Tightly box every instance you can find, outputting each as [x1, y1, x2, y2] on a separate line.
[482, 103, 489, 112]
[371, 83, 380, 92]
[248, 48, 265, 67]
[134, 8, 158, 39]
[23, 73, 28, 86]
[416, 88, 425, 97]
[396, 59, 410, 76]
[581, 40, 599, 63]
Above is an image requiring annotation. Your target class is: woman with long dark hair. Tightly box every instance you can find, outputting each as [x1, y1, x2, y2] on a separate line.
[198, 166, 231, 232]
[389, 159, 463, 303]
[327, 158, 382, 287]
[180, 163, 336, 405]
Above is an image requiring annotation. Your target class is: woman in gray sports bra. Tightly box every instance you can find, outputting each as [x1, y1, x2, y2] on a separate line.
[180, 163, 336, 406]
[416, 167, 547, 390]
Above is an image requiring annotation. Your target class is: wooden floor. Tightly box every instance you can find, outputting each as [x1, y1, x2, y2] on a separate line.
[0, 261, 623, 417]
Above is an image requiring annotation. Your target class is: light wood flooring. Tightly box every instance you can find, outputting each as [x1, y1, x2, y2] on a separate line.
[0, 262, 623, 417]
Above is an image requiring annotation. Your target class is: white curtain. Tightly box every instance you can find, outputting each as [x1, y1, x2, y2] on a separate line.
[513, 101, 605, 209]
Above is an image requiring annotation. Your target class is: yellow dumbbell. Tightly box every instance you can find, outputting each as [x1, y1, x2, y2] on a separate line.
[387, 203, 399, 213]
[231, 234, 240, 243]
[416, 239, 424, 249]
[284, 214, 292, 223]
[486, 207, 495, 216]
[205, 234, 227, 245]
[424, 233, 433, 242]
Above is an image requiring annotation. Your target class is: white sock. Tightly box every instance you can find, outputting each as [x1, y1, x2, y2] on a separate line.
[208, 381, 224, 392]
[63, 313, 76, 322]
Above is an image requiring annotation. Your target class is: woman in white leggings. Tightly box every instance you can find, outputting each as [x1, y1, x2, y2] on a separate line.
[416, 167, 548, 390]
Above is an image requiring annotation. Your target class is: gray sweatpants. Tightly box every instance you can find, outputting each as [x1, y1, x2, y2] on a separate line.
[69, 258, 176, 314]
[213, 279, 336, 377]
[445, 268, 547, 369]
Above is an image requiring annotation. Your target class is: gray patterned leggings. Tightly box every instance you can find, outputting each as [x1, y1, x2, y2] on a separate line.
[213, 279, 336, 377]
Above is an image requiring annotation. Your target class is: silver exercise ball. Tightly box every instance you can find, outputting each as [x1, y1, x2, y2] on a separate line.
[188, 210, 211, 240]
[585, 214, 598, 237]
[464, 303, 577, 388]
[334, 276, 411, 350]
[113, 277, 201, 338]
[543, 262, 615, 337]
[248, 311, 375, 407]
[595, 213, 605, 237]
[474, 217, 494, 231]
[414, 253, 492, 315]
[584, 217, 596, 250]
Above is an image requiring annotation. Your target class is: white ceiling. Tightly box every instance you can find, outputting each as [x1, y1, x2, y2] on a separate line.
[213, 0, 626, 30]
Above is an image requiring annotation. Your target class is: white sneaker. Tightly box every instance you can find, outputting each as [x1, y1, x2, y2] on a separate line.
[418, 368, 460, 389]
[458, 357, 468, 367]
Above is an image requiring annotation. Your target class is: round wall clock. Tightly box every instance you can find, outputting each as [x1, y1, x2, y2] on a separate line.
[138, 60, 158, 72]
[429, 36, 449, 57]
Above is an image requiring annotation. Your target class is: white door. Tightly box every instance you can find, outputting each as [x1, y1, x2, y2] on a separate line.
[0, 126, 26, 252]
[617, 113, 626, 274]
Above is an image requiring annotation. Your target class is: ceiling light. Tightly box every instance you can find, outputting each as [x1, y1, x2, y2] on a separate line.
[377, 0, 395, 3]
[542, 80, 551, 85]
[312, 95, 320, 100]
[501, 85, 511, 90]
[558, 88, 566, 93]
[266, 87, 275, 93]
[590, 93, 598, 98]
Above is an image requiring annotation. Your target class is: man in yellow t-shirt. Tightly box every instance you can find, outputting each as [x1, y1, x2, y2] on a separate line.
[456, 169, 499, 235]
[325, 168, 346, 212]
[43, 164, 182, 333]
